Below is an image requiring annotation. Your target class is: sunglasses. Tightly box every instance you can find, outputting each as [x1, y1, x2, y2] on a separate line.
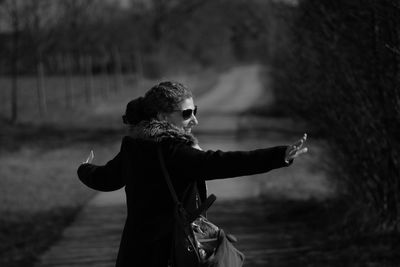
[174, 106, 198, 120]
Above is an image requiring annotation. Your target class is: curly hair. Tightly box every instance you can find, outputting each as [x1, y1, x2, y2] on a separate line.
[143, 81, 193, 119]
[123, 81, 193, 125]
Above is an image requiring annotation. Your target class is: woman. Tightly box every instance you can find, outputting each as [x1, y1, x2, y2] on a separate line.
[77, 81, 308, 267]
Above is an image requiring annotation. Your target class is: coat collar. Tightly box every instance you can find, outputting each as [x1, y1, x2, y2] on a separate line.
[128, 120, 198, 146]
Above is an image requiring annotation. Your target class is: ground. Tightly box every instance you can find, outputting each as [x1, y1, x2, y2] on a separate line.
[2, 65, 398, 267]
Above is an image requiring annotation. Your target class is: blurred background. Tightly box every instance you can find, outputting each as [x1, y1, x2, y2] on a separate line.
[0, 0, 399, 266]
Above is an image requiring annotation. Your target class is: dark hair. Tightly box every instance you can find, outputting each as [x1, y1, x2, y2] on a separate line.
[123, 81, 193, 125]
[122, 96, 149, 125]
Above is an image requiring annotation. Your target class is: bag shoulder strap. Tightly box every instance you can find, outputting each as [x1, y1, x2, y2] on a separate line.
[157, 146, 180, 205]
[157, 146, 217, 221]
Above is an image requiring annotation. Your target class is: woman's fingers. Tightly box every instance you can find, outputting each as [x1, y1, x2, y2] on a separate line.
[288, 148, 301, 159]
[285, 147, 297, 161]
[287, 147, 308, 160]
[296, 147, 308, 156]
[83, 150, 94, 164]
[286, 134, 308, 161]
[294, 133, 307, 149]
[288, 147, 297, 157]
[293, 140, 302, 149]
[88, 150, 94, 163]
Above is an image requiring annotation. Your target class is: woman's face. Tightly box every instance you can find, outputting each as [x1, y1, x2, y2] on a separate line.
[162, 97, 198, 133]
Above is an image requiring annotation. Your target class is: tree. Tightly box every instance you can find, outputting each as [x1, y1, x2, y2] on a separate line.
[0, 0, 22, 123]
[22, 0, 58, 115]
[270, 0, 400, 232]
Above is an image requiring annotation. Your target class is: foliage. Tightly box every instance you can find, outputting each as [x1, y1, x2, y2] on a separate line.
[0, 0, 275, 76]
[270, 0, 400, 232]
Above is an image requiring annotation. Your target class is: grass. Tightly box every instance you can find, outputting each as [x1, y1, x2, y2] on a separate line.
[0, 69, 219, 267]
[0, 208, 77, 267]
[0, 135, 121, 267]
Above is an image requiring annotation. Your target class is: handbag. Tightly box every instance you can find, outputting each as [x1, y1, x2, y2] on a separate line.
[157, 147, 245, 267]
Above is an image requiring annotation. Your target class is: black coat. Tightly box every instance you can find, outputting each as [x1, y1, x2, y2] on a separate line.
[77, 120, 291, 267]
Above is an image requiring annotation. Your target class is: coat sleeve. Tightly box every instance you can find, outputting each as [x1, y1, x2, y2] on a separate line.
[164, 143, 292, 181]
[77, 151, 125, 192]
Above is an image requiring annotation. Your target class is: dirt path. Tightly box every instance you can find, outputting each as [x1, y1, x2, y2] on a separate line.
[196, 65, 266, 113]
[34, 65, 331, 267]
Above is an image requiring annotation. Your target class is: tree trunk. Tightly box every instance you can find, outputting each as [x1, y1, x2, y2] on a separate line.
[11, 65, 18, 124]
[113, 47, 123, 92]
[112, 47, 122, 92]
[62, 54, 73, 109]
[84, 55, 93, 104]
[135, 49, 144, 82]
[10, 1, 19, 124]
[102, 58, 110, 99]
[36, 57, 47, 116]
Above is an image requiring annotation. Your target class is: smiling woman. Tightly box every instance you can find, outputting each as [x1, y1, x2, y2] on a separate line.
[159, 99, 198, 134]
[149, 82, 198, 134]
[77, 81, 308, 267]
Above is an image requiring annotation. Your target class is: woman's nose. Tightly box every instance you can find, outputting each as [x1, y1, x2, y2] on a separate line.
[191, 115, 198, 126]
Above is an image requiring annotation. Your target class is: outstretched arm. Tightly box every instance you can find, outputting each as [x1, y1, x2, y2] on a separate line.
[164, 134, 308, 181]
[77, 151, 125, 192]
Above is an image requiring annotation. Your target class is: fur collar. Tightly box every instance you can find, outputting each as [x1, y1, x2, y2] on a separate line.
[128, 120, 197, 146]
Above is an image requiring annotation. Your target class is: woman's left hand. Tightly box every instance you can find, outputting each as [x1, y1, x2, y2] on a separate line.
[285, 133, 308, 163]
[193, 144, 203, 151]
[82, 150, 94, 164]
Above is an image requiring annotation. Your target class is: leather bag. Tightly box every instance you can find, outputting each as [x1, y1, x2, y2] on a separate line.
[157, 147, 245, 267]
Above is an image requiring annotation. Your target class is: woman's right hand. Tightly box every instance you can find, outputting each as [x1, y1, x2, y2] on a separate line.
[82, 150, 94, 164]
[285, 133, 308, 163]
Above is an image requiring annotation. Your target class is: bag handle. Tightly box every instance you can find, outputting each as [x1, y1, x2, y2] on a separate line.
[188, 194, 216, 222]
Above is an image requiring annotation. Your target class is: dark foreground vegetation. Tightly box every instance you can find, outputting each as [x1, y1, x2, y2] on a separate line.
[270, 0, 400, 233]
[211, 198, 400, 267]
